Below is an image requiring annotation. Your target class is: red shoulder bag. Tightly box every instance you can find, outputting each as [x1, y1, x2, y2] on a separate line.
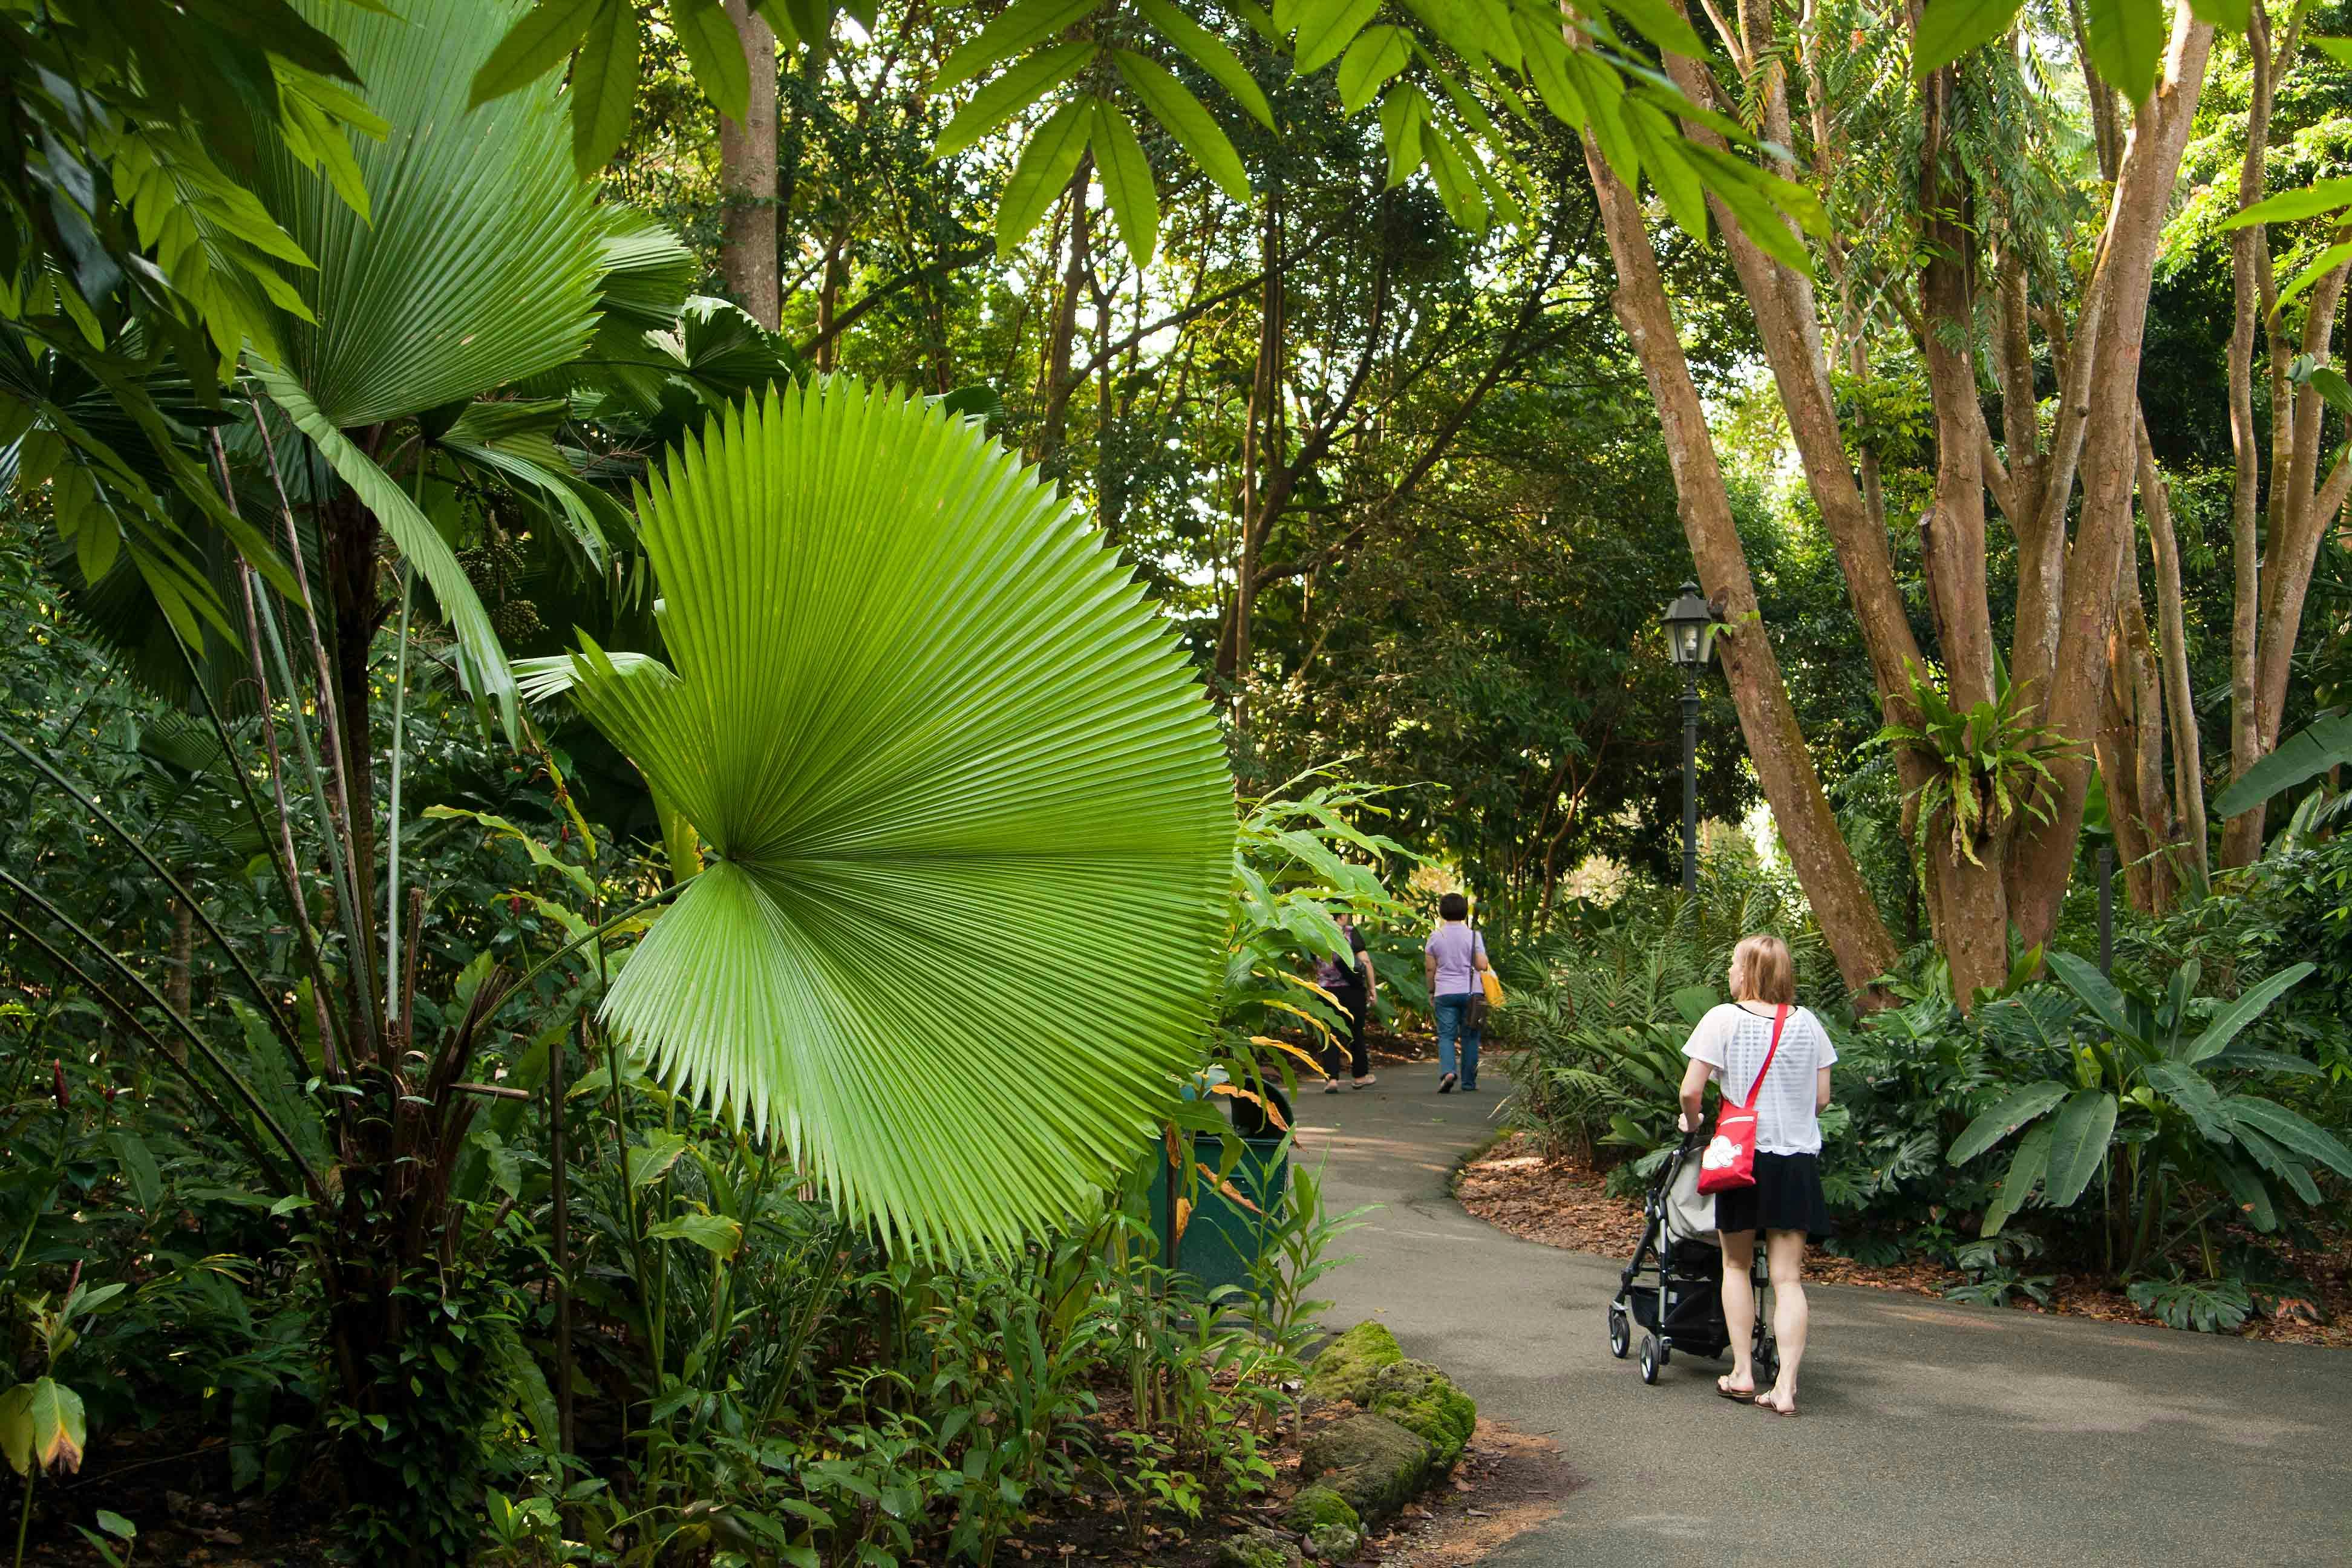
[1696, 1005, 1789, 1196]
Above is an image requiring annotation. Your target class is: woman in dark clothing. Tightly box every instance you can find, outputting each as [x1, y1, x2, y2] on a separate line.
[1318, 912, 1378, 1091]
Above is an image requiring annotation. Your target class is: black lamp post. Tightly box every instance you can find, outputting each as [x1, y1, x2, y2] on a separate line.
[1662, 581, 1717, 896]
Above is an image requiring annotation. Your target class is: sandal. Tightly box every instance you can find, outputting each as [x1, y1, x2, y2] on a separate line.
[1351, 1074, 1377, 1089]
[1716, 1377, 1755, 1403]
[1754, 1391, 1798, 1417]
[1324, 1079, 1341, 1094]
[1437, 1072, 1458, 1094]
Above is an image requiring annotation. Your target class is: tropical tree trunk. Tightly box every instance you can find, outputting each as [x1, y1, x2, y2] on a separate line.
[717, 0, 780, 330]
[2140, 419, 2207, 887]
[1035, 158, 1094, 471]
[1578, 125, 1900, 999]
[2222, 2, 2277, 868]
[2008, 8, 2215, 949]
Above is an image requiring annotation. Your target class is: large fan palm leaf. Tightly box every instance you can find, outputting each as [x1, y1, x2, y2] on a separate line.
[258, 0, 604, 428]
[561, 379, 1234, 1255]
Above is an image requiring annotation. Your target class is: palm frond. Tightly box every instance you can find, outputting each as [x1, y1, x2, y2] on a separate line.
[562, 379, 1235, 1256]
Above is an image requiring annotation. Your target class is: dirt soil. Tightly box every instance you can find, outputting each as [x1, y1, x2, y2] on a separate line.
[1454, 1132, 2352, 1350]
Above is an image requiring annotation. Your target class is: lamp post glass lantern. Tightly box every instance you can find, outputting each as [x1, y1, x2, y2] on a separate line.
[1663, 583, 1715, 896]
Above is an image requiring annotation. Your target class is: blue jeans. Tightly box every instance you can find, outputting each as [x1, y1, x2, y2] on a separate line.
[1434, 993, 1481, 1087]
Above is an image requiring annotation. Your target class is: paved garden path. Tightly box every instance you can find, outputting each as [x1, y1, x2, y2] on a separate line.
[1296, 1064, 2351, 1567]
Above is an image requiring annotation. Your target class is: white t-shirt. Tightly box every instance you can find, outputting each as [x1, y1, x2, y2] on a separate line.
[1681, 1002, 1837, 1156]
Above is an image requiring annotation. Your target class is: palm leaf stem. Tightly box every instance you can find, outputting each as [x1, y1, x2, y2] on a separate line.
[244, 396, 388, 1059]
[0, 871, 322, 1200]
[489, 885, 686, 1021]
[228, 561, 350, 1079]
[0, 727, 309, 1084]
[165, 624, 333, 1088]
[385, 559, 415, 1025]
[247, 567, 382, 1068]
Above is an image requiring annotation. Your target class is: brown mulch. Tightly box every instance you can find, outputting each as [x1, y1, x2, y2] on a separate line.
[1454, 1132, 2352, 1350]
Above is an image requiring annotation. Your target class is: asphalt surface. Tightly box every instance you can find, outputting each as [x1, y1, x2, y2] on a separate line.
[1295, 1063, 2352, 1567]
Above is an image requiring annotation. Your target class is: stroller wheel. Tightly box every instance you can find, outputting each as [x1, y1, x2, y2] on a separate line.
[1638, 1333, 1661, 1385]
[1607, 1302, 1630, 1359]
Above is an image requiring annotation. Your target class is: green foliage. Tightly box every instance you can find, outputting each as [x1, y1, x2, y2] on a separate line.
[1942, 952, 2348, 1272]
[1878, 662, 2078, 871]
[2127, 1275, 2255, 1334]
[549, 377, 1235, 1255]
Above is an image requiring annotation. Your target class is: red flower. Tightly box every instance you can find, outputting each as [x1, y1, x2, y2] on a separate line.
[52, 1060, 68, 1112]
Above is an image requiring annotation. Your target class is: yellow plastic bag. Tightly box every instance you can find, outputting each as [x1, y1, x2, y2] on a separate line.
[1480, 969, 1505, 1009]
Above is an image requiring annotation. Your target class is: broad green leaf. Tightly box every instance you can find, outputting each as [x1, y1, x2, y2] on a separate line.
[1627, 102, 1706, 241]
[2201, 1047, 2323, 1077]
[2222, 177, 2352, 230]
[2235, 1125, 2322, 1206]
[256, 367, 519, 736]
[627, 1130, 693, 1187]
[2042, 1089, 2117, 1207]
[2224, 1095, 2352, 1178]
[1336, 24, 1410, 113]
[1594, 0, 1710, 59]
[2213, 713, 2352, 818]
[938, 0, 1100, 93]
[1136, 0, 1273, 129]
[1089, 102, 1160, 265]
[936, 42, 1099, 158]
[2044, 950, 2135, 1047]
[1979, 1118, 2051, 1235]
[469, 0, 603, 106]
[106, 1131, 163, 1214]
[1513, 13, 1585, 127]
[2310, 36, 2352, 67]
[2188, 0, 2250, 27]
[2141, 1062, 2230, 1144]
[571, 1, 642, 176]
[2275, 241, 2352, 316]
[1912, 0, 2025, 76]
[1564, 44, 1638, 192]
[1116, 50, 1250, 203]
[994, 98, 1093, 257]
[255, 0, 606, 428]
[1948, 1080, 2068, 1165]
[560, 381, 1232, 1256]
[2183, 962, 2313, 1063]
[1293, 0, 1381, 77]
[1378, 83, 1427, 188]
[646, 1210, 746, 1258]
[670, 0, 753, 123]
[2211, 1157, 2278, 1230]
[2313, 367, 2352, 417]
[421, 805, 597, 898]
[2084, 0, 2166, 105]
[1422, 116, 1489, 231]
[0, 1380, 86, 1475]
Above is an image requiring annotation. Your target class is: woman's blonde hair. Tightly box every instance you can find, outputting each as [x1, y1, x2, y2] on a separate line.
[1729, 934, 1795, 1005]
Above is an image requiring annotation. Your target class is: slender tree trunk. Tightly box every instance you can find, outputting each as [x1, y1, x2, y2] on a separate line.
[2223, 3, 2275, 868]
[1035, 158, 1094, 470]
[165, 898, 194, 1022]
[2009, 8, 2215, 950]
[717, 0, 779, 330]
[1578, 129, 1898, 999]
[2140, 418, 2207, 887]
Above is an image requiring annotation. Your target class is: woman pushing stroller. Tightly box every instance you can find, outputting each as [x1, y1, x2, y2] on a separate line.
[1676, 935, 1836, 1417]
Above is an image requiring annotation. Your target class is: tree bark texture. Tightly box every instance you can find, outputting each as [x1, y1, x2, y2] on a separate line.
[2139, 417, 2207, 888]
[1578, 129, 1899, 999]
[2008, 9, 2215, 949]
[717, 0, 780, 330]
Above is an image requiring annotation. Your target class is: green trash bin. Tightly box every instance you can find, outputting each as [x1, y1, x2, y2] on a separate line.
[1146, 1083, 1292, 1299]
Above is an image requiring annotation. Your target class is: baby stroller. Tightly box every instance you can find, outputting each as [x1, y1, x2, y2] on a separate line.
[1606, 1127, 1778, 1388]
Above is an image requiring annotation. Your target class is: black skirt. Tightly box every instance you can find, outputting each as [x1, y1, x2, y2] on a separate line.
[1712, 1152, 1832, 1243]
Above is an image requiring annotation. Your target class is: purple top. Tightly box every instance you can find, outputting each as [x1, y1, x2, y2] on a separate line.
[1425, 923, 1486, 996]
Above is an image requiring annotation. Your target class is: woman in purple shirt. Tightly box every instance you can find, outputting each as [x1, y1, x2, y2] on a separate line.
[1422, 892, 1492, 1093]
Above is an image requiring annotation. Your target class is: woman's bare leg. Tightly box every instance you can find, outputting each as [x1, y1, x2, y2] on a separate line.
[1718, 1228, 1757, 1394]
[1761, 1228, 1808, 1411]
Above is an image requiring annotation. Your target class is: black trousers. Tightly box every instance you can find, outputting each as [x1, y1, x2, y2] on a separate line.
[1322, 985, 1369, 1079]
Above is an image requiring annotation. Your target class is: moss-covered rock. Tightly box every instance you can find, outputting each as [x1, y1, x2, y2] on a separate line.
[1367, 1357, 1478, 1467]
[1282, 1485, 1360, 1535]
[1304, 1319, 1405, 1405]
[1298, 1411, 1434, 1523]
[1214, 1523, 1305, 1568]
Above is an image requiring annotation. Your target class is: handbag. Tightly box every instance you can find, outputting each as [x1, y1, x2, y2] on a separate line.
[1463, 930, 1494, 1026]
[1696, 1004, 1789, 1196]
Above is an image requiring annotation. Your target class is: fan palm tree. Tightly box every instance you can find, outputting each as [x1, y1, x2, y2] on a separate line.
[547, 377, 1237, 1256]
